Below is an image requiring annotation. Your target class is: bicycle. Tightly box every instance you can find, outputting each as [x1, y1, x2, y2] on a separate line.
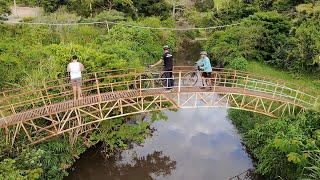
[182, 64, 222, 87]
[134, 66, 175, 89]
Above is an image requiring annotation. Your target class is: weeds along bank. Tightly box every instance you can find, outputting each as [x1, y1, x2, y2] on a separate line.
[228, 110, 320, 179]
[0, 9, 180, 179]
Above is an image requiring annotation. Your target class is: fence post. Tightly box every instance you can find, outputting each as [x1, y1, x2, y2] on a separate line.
[178, 71, 182, 93]
[2, 92, 16, 114]
[94, 73, 101, 101]
[106, 20, 110, 34]
[233, 70, 236, 87]
[42, 81, 53, 104]
[213, 72, 217, 91]
[272, 82, 279, 99]
[294, 90, 299, 104]
[244, 75, 249, 90]
[178, 71, 182, 106]
[139, 74, 142, 96]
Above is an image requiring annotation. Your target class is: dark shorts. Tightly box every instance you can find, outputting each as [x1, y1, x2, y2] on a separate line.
[71, 77, 82, 86]
[202, 72, 211, 78]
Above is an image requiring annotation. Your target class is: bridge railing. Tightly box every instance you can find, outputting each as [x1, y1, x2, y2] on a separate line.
[0, 68, 317, 122]
[138, 71, 316, 107]
[176, 66, 318, 92]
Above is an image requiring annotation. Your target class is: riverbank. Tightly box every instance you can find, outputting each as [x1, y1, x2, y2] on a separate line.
[246, 61, 320, 95]
[228, 62, 320, 179]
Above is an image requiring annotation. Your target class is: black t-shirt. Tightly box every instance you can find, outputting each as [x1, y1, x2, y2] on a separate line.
[162, 52, 173, 70]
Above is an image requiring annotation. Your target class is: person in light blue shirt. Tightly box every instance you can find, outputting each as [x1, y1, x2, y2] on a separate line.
[196, 51, 212, 88]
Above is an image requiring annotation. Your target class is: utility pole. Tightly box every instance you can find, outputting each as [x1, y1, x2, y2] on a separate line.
[172, 0, 176, 19]
[13, 0, 17, 16]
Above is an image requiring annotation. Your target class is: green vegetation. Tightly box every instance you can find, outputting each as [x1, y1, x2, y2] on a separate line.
[194, 1, 320, 179]
[228, 56, 248, 71]
[205, 11, 320, 74]
[0, 2, 179, 179]
[247, 61, 320, 94]
[0, 0, 319, 179]
[4, 0, 171, 18]
[0, 0, 10, 20]
[229, 110, 320, 179]
[0, 12, 178, 88]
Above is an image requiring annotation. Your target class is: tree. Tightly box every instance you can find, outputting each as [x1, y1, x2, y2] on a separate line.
[194, 0, 215, 12]
[0, 0, 10, 20]
[41, 0, 67, 13]
[294, 21, 320, 71]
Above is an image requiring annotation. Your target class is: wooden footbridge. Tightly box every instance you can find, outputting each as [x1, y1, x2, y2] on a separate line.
[0, 67, 317, 147]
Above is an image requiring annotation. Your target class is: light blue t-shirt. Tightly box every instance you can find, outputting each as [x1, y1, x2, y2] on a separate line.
[197, 57, 212, 72]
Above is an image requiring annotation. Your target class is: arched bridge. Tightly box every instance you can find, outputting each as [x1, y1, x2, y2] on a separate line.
[0, 67, 317, 147]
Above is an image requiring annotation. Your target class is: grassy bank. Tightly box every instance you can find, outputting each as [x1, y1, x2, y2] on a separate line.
[228, 62, 320, 179]
[247, 61, 320, 95]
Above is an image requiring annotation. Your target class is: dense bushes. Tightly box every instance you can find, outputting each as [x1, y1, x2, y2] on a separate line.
[0, 13, 179, 89]
[228, 57, 248, 71]
[205, 10, 319, 74]
[0, 137, 85, 180]
[0, 0, 10, 20]
[229, 110, 320, 179]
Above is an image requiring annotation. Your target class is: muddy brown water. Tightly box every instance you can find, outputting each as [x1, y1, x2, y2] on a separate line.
[66, 41, 258, 180]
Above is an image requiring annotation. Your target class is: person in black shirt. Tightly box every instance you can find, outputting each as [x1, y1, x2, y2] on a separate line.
[150, 45, 174, 90]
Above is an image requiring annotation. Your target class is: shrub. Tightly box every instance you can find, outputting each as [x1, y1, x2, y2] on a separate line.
[228, 56, 248, 71]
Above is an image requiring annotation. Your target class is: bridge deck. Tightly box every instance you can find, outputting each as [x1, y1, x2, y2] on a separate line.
[0, 86, 305, 127]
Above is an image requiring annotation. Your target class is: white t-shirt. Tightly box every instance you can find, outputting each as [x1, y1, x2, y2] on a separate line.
[68, 61, 82, 79]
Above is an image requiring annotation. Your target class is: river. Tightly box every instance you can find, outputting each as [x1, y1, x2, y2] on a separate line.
[66, 41, 257, 180]
[66, 108, 256, 180]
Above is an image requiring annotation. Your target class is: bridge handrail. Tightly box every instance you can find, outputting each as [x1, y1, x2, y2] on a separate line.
[0, 67, 316, 95]
[0, 68, 317, 120]
[0, 69, 316, 99]
[0, 69, 316, 103]
[174, 66, 319, 95]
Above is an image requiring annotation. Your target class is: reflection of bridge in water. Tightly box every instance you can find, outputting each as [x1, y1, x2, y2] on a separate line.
[0, 67, 317, 147]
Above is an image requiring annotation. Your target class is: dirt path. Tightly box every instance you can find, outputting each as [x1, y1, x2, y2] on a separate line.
[6, 6, 41, 22]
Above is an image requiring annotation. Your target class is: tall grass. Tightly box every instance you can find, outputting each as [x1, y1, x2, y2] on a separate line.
[246, 61, 320, 95]
[303, 150, 320, 180]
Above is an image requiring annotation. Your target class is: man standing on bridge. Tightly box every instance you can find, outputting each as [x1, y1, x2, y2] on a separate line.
[67, 55, 85, 100]
[150, 45, 174, 91]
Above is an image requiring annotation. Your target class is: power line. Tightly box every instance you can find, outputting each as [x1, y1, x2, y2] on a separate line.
[1, 20, 242, 31]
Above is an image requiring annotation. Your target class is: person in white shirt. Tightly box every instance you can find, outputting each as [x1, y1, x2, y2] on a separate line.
[67, 55, 85, 100]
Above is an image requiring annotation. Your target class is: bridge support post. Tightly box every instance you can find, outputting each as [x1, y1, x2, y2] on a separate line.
[213, 73, 217, 91]
[232, 70, 236, 87]
[178, 71, 181, 93]
[178, 71, 182, 106]
[139, 74, 142, 96]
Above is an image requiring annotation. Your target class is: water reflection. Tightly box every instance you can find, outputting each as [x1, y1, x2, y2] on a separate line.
[67, 150, 176, 180]
[67, 108, 254, 180]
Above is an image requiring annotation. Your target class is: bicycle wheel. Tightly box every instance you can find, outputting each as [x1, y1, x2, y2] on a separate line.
[159, 73, 175, 87]
[182, 72, 198, 87]
[135, 74, 151, 89]
[211, 72, 222, 86]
